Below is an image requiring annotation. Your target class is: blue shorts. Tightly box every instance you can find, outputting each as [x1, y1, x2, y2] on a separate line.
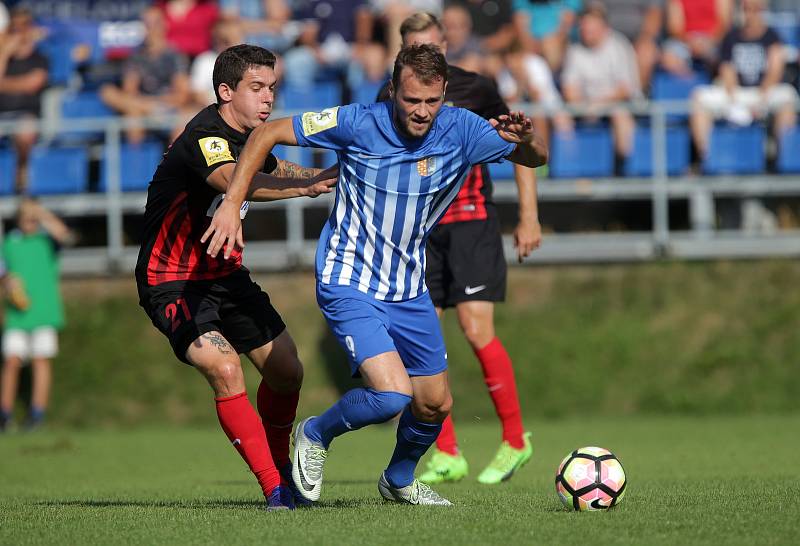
[316, 283, 448, 378]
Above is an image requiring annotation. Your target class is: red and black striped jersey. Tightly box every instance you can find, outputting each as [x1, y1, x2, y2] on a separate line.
[135, 105, 277, 286]
[378, 65, 511, 224]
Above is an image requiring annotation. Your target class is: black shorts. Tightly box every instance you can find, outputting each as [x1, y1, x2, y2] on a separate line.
[426, 214, 507, 309]
[137, 270, 286, 364]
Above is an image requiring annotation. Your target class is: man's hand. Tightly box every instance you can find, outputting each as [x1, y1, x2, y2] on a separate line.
[201, 198, 244, 259]
[513, 216, 542, 263]
[303, 165, 338, 198]
[490, 111, 534, 144]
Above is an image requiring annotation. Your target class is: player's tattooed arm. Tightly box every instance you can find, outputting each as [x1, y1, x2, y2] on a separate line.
[272, 158, 321, 180]
[201, 332, 234, 355]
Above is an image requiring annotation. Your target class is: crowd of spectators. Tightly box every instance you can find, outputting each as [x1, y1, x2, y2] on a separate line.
[0, 0, 799, 191]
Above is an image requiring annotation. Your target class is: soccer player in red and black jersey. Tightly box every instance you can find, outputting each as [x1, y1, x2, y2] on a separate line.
[135, 44, 336, 510]
[378, 13, 542, 485]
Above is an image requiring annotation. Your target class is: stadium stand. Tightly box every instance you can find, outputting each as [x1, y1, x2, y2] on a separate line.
[624, 125, 690, 177]
[702, 125, 766, 175]
[0, 148, 17, 196]
[549, 127, 614, 178]
[99, 141, 164, 192]
[27, 146, 90, 195]
[777, 127, 800, 174]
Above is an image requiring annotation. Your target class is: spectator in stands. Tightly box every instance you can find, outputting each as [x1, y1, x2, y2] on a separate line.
[190, 18, 245, 107]
[689, 0, 798, 160]
[159, 0, 220, 60]
[447, 0, 515, 54]
[441, 4, 483, 73]
[560, 1, 642, 171]
[604, 0, 664, 92]
[512, 0, 582, 72]
[100, 6, 191, 144]
[0, 198, 74, 432]
[661, 0, 733, 76]
[372, 0, 442, 63]
[0, 7, 48, 193]
[283, 0, 386, 91]
[219, 0, 298, 53]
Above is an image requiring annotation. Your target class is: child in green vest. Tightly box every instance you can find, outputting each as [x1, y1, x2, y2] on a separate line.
[1, 198, 74, 431]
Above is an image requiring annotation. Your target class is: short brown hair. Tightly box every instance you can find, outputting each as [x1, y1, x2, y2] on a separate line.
[392, 44, 448, 90]
[399, 12, 444, 39]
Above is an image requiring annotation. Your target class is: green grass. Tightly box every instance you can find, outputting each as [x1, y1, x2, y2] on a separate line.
[2, 415, 799, 545]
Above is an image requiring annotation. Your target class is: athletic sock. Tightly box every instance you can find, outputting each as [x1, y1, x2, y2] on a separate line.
[384, 406, 442, 488]
[215, 392, 281, 497]
[25, 406, 45, 429]
[0, 408, 11, 431]
[475, 337, 525, 449]
[435, 414, 459, 455]
[256, 381, 299, 470]
[304, 388, 411, 449]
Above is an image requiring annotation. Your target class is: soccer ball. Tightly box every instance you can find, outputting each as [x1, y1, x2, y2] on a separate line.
[555, 446, 627, 511]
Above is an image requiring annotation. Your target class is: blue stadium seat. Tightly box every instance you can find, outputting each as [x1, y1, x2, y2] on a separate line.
[352, 80, 385, 105]
[0, 148, 17, 195]
[651, 71, 710, 122]
[59, 91, 114, 143]
[37, 34, 77, 86]
[777, 127, 800, 174]
[624, 125, 690, 177]
[28, 146, 89, 195]
[100, 142, 164, 192]
[280, 82, 342, 111]
[488, 160, 516, 181]
[702, 125, 765, 175]
[550, 127, 614, 178]
[61, 91, 114, 119]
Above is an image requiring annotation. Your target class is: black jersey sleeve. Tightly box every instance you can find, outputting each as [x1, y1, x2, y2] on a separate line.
[473, 75, 510, 121]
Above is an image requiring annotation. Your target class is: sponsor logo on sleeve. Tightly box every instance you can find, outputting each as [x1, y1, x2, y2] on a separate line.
[301, 107, 339, 136]
[198, 137, 234, 166]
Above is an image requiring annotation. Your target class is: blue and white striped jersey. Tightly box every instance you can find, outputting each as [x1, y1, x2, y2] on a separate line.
[292, 101, 516, 301]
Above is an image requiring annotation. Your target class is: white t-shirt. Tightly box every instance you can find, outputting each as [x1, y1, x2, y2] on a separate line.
[522, 54, 563, 109]
[562, 30, 642, 102]
[190, 50, 218, 105]
[0, 3, 9, 33]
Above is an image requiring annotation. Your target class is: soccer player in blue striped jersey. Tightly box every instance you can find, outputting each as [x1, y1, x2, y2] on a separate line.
[204, 44, 547, 505]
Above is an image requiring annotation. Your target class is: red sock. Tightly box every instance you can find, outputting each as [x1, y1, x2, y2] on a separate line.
[435, 414, 459, 455]
[215, 392, 280, 497]
[256, 381, 299, 470]
[475, 337, 525, 449]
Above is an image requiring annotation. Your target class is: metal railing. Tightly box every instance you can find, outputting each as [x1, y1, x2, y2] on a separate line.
[0, 100, 799, 275]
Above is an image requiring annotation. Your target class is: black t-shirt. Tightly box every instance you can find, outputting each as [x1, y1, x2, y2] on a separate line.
[720, 27, 782, 87]
[0, 51, 49, 115]
[135, 105, 278, 286]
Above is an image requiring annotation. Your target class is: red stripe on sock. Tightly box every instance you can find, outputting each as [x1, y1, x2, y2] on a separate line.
[256, 381, 299, 469]
[215, 391, 280, 497]
[475, 337, 525, 449]
[435, 414, 459, 455]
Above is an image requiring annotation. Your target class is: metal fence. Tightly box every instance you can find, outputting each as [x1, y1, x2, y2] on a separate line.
[1, 100, 799, 275]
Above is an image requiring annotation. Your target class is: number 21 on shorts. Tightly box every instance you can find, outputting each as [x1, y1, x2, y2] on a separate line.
[165, 298, 192, 332]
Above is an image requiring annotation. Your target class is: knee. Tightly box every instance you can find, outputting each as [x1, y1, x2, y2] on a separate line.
[208, 359, 243, 391]
[413, 393, 452, 423]
[271, 357, 304, 392]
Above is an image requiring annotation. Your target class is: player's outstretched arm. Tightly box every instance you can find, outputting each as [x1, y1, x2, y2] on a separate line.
[202, 117, 298, 259]
[207, 163, 338, 202]
[491, 111, 548, 168]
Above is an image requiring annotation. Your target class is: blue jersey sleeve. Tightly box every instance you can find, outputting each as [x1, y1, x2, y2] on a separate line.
[292, 104, 361, 150]
[459, 109, 517, 166]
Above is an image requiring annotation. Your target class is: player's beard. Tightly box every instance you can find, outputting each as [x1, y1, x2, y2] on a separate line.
[398, 115, 433, 139]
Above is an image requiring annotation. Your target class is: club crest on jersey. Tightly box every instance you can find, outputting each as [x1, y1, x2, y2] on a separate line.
[302, 107, 339, 136]
[417, 156, 436, 176]
[198, 137, 234, 166]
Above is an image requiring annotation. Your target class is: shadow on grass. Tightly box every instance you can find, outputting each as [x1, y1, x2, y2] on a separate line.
[37, 499, 265, 510]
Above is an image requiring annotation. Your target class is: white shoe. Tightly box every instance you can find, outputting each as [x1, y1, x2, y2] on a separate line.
[292, 417, 328, 502]
[377, 472, 453, 506]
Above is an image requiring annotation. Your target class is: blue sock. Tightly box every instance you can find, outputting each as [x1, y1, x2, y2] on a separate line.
[304, 388, 411, 449]
[384, 406, 442, 488]
[0, 409, 11, 429]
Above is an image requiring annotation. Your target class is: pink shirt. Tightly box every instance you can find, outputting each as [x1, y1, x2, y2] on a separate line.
[161, 1, 219, 57]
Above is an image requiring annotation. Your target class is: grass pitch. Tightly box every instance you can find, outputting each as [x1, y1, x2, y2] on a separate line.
[1, 415, 798, 545]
